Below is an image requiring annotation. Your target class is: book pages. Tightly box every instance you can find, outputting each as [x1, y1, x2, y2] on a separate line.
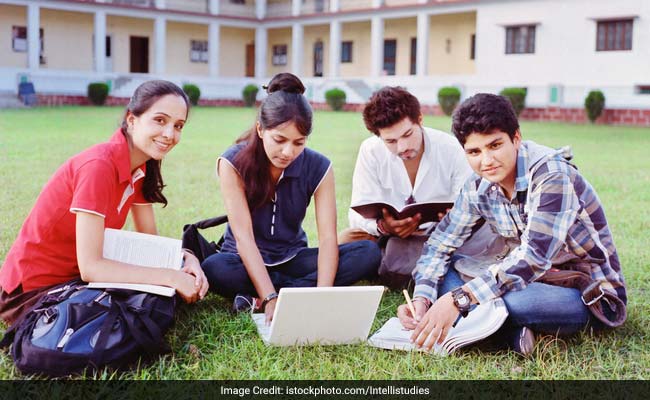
[103, 228, 183, 270]
[368, 298, 509, 355]
[87, 229, 184, 297]
[86, 282, 176, 297]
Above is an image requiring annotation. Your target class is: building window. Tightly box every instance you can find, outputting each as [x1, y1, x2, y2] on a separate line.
[341, 41, 353, 63]
[597, 19, 633, 51]
[12, 26, 27, 52]
[92, 35, 112, 57]
[505, 25, 535, 54]
[230, 0, 245, 4]
[470, 34, 476, 60]
[410, 37, 416, 75]
[383, 39, 396, 76]
[12, 26, 44, 54]
[190, 40, 208, 63]
[636, 85, 650, 95]
[106, 36, 112, 58]
[272, 45, 287, 66]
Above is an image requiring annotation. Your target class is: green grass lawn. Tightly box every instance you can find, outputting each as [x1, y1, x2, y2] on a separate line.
[0, 106, 649, 379]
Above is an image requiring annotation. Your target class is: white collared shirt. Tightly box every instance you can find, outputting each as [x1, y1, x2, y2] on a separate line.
[348, 127, 472, 235]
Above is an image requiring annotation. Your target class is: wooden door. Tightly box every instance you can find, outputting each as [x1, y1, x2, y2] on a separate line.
[246, 43, 255, 77]
[130, 36, 149, 73]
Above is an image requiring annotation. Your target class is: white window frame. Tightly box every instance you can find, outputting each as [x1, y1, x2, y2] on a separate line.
[190, 40, 208, 63]
[272, 44, 288, 66]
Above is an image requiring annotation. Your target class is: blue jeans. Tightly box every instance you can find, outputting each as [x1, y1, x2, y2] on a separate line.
[201, 240, 381, 298]
[440, 265, 594, 336]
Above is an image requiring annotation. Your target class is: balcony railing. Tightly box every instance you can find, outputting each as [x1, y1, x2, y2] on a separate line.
[165, 0, 209, 14]
[218, 0, 257, 17]
[97, 0, 154, 8]
[267, 1, 292, 18]
[301, 0, 331, 14]
[384, 0, 421, 7]
[70, 0, 440, 17]
[339, 0, 374, 12]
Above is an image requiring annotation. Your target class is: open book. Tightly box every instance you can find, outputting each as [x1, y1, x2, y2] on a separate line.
[351, 201, 453, 224]
[368, 298, 508, 355]
[86, 228, 183, 297]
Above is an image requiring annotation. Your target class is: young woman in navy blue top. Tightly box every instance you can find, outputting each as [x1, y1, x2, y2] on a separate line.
[201, 73, 380, 323]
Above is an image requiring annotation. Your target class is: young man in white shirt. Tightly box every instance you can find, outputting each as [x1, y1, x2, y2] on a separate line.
[339, 86, 473, 289]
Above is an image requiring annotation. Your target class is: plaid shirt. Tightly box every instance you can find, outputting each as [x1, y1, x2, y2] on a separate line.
[413, 141, 627, 306]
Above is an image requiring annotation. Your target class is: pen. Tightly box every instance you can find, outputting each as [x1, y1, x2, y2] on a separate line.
[402, 289, 418, 322]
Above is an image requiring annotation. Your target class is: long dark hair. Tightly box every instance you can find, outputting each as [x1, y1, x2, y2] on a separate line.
[120, 80, 190, 207]
[234, 73, 312, 211]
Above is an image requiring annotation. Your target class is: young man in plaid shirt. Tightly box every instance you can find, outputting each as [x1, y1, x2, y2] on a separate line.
[397, 93, 627, 355]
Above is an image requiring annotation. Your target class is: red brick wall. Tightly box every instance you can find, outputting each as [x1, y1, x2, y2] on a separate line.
[198, 99, 246, 107]
[31, 94, 650, 127]
[519, 107, 650, 127]
[35, 95, 129, 107]
[310, 102, 445, 115]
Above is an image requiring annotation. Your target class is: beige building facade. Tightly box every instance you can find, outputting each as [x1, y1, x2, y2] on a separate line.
[0, 0, 648, 115]
[0, 0, 476, 80]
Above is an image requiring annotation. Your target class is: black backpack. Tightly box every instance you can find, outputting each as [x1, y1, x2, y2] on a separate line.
[0, 281, 176, 377]
[182, 215, 228, 264]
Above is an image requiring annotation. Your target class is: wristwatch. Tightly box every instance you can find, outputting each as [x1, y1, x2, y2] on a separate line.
[451, 287, 471, 318]
[261, 292, 278, 311]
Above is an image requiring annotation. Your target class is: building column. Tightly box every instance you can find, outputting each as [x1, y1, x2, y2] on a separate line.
[370, 16, 383, 77]
[154, 17, 166, 75]
[291, 23, 303, 76]
[292, 0, 301, 16]
[154, 0, 166, 9]
[330, 0, 340, 12]
[209, 0, 219, 14]
[255, 27, 268, 78]
[94, 11, 107, 73]
[372, 0, 383, 8]
[329, 20, 341, 78]
[416, 13, 429, 76]
[256, 0, 267, 19]
[27, 3, 40, 70]
[208, 22, 220, 77]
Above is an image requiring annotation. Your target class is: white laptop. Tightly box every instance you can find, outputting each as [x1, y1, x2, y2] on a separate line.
[252, 286, 384, 346]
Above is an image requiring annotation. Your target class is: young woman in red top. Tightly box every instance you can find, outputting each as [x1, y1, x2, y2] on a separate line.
[0, 80, 208, 325]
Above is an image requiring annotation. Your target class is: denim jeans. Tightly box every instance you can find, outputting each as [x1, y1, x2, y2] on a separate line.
[439, 265, 594, 336]
[201, 240, 381, 298]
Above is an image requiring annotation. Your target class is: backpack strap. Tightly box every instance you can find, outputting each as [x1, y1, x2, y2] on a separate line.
[89, 303, 122, 368]
[539, 270, 626, 327]
[194, 215, 228, 230]
[0, 324, 17, 349]
[114, 299, 164, 354]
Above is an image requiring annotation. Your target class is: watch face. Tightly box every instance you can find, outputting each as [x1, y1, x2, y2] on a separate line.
[457, 295, 469, 306]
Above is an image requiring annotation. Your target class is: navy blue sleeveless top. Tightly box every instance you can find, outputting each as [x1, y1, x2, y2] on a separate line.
[219, 143, 331, 265]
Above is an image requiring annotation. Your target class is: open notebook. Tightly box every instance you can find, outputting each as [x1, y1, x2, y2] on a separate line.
[368, 298, 508, 355]
[252, 286, 384, 346]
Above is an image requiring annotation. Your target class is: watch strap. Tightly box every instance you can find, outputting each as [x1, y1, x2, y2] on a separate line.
[261, 292, 278, 311]
[451, 287, 471, 318]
